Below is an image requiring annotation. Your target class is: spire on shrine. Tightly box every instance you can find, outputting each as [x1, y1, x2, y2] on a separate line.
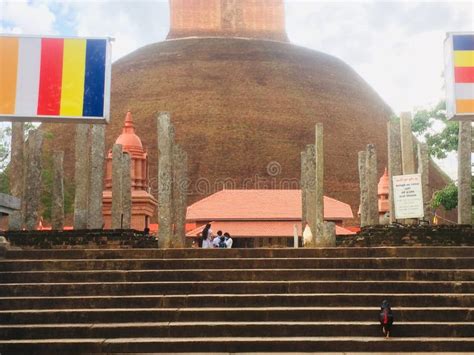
[167, 0, 288, 42]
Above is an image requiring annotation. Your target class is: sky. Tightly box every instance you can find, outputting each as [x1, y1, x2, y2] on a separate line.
[0, 0, 473, 178]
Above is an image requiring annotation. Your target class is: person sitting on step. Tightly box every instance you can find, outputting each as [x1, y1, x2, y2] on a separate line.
[224, 232, 233, 248]
[213, 231, 223, 248]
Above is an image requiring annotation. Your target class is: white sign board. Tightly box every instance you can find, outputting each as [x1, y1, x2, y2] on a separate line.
[393, 174, 424, 219]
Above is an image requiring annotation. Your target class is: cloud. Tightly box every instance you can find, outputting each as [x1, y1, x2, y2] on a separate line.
[0, 0, 56, 34]
[63, 0, 170, 61]
[285, 1, 474, 113]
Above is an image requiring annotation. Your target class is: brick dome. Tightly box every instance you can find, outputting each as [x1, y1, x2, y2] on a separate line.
[41, 37, 451, 222]
[107, 37, 393, 215]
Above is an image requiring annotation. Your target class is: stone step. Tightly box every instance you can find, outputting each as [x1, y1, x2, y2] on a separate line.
[1, 280, 473, 297]
[5, 247, 474, 259]
[1, 307, 472, 324]
[1, 294, 472, 310]
[1, 336, 473, 353]
[1, 321, 473, 340]
[1, 268, 472, 283]
[1, 257, 472, 271]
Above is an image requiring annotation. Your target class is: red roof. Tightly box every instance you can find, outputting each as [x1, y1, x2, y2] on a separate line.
[186, 220, 355, 238]
[186, 189, 353, 221]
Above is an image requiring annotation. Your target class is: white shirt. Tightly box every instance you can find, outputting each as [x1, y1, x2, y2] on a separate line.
[212, 236, 221, 248]
[225, 237, 233, 248]
[202, 239, 212, 248]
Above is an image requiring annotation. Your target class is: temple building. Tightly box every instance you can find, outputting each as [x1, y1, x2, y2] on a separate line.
[185, 189, 354, 248]
[102, 112, 157, 230]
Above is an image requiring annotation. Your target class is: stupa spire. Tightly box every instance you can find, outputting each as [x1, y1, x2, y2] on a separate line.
[167, 0, 288, 42]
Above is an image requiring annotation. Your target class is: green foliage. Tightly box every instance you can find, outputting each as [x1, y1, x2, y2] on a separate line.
[432, 183, 458, 211]
[0, 127, 11, 171]
[411, 100, 459, 159]
[0, 170, 9, 194]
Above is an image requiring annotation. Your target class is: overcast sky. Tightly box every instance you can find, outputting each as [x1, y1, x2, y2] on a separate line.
[1, 0, 473, 178]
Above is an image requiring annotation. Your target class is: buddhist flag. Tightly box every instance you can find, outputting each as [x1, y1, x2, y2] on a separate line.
[0, 35, 111, 123]
[445, 33, 474, 120]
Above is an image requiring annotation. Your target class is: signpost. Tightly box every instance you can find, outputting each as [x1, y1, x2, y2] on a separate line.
[392, 174, 424, 220]
[444, 32, 474, 121]
[0, 34, 112, 124]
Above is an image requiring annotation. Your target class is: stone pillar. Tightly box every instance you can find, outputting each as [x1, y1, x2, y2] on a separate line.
[359, 145, 378, 226]
[365, 144, 379, 225]
[458, 121, 472, 224]
[111, 144, 123, 229]
[321, 221, 336, 247]
[157, 112, 175, 248]
[121, 153, 132, 229]
[301, 144, 316, 246]
[88, 124, 105, 229]
[23, 130, 43, 230]
[51, 151, 64, 230]
[8, 122, 24, 230]
[358, 151, 368, 227]
[74, 124, 90, 229]
[400, 112, 416, 175]
[387, 119, 402, 223]
[400, 113, 416, 224]
[314, 123, 324, 246]
[417, 142, 431, 222]
[172, 144, 188, 248]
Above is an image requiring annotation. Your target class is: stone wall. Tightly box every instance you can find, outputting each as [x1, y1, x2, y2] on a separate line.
[4, 230, 158, 249]
[337, 225, 473, 247]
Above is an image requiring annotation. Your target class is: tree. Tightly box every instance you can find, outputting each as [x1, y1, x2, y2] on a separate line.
[410, 100, 473, 220]
[411, 100, 459, 159]
[431, 183, 457, 211]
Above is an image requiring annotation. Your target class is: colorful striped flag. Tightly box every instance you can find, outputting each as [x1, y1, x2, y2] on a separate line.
[0, 35, 110, 120]
[445, 33, 474, 119]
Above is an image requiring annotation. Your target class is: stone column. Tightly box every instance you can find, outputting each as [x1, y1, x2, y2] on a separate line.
[358, 151, 368, 227]
[359, 145, 378, 226]
[321, 221, 336, 247]
[157, 112, 175, 248]
[400, 112, 416, 175]
[417, 142, 431, 222]
[88, 124, 105, 229]
[172, 144, 188, 248]
[23, 130, 43, 230]
[51, 151, 64, 230]
[387, 119, 402, 223]
[458, 121, 472, 224]
[111, 144, 123, 229]
[74, 124, 90, 229]
[365, 144, 379, 225]
[400, 113, 416, 224]
[301, 144, 316, 246]
[314, 123, 324, 246]
[121, 152, 132, 229]
[8, 122, 24, 230]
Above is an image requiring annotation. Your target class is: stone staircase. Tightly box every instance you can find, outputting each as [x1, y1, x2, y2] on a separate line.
[0, 247, 473, 353]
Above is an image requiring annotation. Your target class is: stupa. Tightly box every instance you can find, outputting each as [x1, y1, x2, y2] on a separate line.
[42, 0, 451, 222]
[102, 111, 157, 230]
